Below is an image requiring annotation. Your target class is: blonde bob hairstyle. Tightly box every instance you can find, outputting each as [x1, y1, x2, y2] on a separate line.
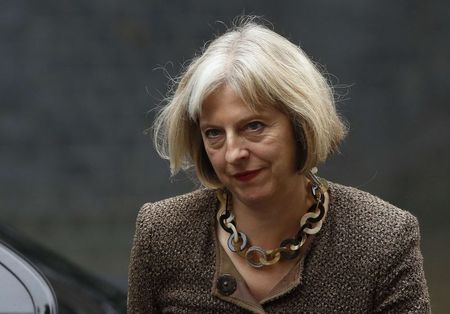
[153, 18, 347, 188]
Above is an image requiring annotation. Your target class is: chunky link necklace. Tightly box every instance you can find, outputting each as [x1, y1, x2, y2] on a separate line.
[216, 169, 328, 268]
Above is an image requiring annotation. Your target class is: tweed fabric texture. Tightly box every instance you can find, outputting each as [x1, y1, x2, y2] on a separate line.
[127, 183, 430, 313]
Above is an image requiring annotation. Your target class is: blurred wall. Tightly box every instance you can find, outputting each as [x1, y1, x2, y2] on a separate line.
[1, 0, 449, 311]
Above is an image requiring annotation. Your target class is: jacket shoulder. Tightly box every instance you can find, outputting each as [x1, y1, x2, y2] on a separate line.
[328, 182, 419, 235]
[323, 182, 421, 269]
[133, 188, 218, 260]
[137, 188, 217, 226]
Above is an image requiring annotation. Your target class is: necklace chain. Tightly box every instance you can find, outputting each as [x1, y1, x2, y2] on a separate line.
[216, 170, 328, 268]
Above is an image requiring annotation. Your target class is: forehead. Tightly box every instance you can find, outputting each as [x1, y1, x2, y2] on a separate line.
[199, 85, 275, 120]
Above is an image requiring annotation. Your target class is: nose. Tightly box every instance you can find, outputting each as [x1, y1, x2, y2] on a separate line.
[224, 135, 249, 164]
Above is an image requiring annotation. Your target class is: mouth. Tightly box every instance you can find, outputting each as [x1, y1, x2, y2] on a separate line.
[233, 169, 262, 182]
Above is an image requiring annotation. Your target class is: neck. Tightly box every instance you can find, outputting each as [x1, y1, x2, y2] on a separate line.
[231, 176, 313, 249]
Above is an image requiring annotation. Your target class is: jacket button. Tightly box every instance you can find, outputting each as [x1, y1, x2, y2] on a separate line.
[217, 274, 236, 296]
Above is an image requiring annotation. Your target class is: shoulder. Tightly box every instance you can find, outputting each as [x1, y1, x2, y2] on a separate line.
[320, 182, 421, 271]
[137, 188, 217, 226]
[328, 182, 419, 238]
[133, 188, 218, 255]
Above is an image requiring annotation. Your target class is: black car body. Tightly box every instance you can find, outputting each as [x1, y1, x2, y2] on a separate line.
[0, 225, 126, 314]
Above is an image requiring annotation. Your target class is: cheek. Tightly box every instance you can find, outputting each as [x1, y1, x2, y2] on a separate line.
[281, 143, 299, 171]
[204, 148, 223, 170]
[261, 142, 297, 169]
[252, 140, 282, 160]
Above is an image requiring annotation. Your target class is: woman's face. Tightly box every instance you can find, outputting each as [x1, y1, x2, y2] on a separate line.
[199, 85, 303, 207]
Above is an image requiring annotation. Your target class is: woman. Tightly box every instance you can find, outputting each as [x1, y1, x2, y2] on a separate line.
[128, 18, 430, 313]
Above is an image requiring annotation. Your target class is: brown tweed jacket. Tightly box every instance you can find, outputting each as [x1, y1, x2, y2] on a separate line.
[128, 183, 431, 313]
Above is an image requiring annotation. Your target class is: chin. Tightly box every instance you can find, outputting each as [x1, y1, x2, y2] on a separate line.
[232, 186, 273, 205]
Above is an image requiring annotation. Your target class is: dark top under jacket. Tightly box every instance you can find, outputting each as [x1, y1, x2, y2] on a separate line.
[127, 182, 431, 313]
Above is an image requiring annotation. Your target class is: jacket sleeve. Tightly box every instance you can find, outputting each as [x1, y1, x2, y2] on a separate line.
[373, 214, 431, 314]
[127, 203, 158, 314]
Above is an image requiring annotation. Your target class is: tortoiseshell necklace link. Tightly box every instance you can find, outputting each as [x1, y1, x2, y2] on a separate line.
[216, 170, 328, 268]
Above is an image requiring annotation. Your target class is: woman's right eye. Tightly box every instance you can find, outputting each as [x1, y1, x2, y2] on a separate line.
[204, 129, 222, 139]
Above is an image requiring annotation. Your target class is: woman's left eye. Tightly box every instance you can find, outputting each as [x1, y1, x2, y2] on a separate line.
[246, 121, 265, 131]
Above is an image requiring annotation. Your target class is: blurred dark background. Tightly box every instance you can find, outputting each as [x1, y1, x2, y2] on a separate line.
[1, 0, 449, 311]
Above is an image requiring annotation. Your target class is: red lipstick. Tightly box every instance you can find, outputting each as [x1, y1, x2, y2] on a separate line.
[234, 170, 261, 182]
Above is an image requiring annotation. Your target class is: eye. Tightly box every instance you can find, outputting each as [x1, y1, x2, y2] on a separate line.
[204, 128, 222, 139]
[246, 121, 265, 132]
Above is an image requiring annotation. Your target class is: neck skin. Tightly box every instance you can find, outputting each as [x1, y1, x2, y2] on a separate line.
[230, 175, 314, 249]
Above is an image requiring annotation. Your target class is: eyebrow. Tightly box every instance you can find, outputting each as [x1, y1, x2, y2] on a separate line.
[199, 112, 268, 130]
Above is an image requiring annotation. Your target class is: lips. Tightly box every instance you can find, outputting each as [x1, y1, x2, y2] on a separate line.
[233, 169, 261, 182]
